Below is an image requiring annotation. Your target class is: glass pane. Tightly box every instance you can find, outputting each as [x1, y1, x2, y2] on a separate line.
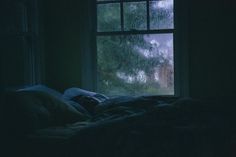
[97, 34, 174, 96]
[150, 0, 174, 29]
[97, 3, 121, 32]
[124, 2, 147, 31]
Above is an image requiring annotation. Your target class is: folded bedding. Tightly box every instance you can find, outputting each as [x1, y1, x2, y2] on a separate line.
[27, 97, 160, 141]
[27, 97, 228, 141]
[3, 90, 90, 135]
[2, 85, 236, 157]
[25, 97, 232, 157]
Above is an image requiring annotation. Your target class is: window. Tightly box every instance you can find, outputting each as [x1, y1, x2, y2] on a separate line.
[96, 0, 175, 96]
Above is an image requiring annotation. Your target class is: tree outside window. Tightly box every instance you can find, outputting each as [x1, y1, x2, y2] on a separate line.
[96, 0, 174, 96]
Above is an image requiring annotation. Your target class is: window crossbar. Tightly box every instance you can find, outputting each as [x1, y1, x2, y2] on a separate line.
[97, 29, 174, 36]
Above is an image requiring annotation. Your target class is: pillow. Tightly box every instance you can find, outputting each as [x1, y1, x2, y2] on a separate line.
[19, 85, 90, 115]
[63, 87, 108, 102]
[71, 95, 101, 114]
[5, 91, 90, 134]
[63, 88, 109, 114]
[18, 84, 63, 99]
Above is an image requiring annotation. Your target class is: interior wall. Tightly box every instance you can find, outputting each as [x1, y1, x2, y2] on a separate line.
[0, 1, 26, 90]
[188, 1, 236, 98]
[0, 0, 43, 91]
[43, 0, 95, 92]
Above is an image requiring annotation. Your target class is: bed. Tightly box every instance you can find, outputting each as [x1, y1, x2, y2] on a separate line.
[1, 85, 235, 157]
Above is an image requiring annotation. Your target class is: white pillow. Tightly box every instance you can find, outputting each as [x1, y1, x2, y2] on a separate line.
[63, 87, 108, 103]
[18, 84, 63, 99]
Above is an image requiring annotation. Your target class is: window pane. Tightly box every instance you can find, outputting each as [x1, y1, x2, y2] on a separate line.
[97, 3, 121, 32]
[97, 34, 174, 96]
[124, 2, 147, 31]
[150, 0, 174, 29]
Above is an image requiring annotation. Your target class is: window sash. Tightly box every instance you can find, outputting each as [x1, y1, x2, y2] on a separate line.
[95, 0, 177, 96]
[96, 0, 174, 33]
[97, 0, 166, 4]
[97, 29, 174, 36]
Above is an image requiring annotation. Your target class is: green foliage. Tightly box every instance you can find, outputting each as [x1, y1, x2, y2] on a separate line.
[97, 1, 174, 96]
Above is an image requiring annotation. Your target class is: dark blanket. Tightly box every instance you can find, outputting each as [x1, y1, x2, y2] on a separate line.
[21, 97, 235, 157]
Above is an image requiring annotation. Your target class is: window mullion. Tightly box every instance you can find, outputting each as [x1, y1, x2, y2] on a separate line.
[97, 0, 147, 5]
[120, 0, 124, 31]
[147, 0, 150, 30]
[97, 29, 174, 36]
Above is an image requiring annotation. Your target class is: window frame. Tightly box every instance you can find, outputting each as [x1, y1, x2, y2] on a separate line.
[96, 0, 174, 34]
[92, 0, 189, 97]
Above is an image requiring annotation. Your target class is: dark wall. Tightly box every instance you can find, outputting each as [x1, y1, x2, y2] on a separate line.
[0, 1, 26, 89]
[188, 1, 236, 98]
[0, 0, 43, 91]
[42, 0, 95, 92]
